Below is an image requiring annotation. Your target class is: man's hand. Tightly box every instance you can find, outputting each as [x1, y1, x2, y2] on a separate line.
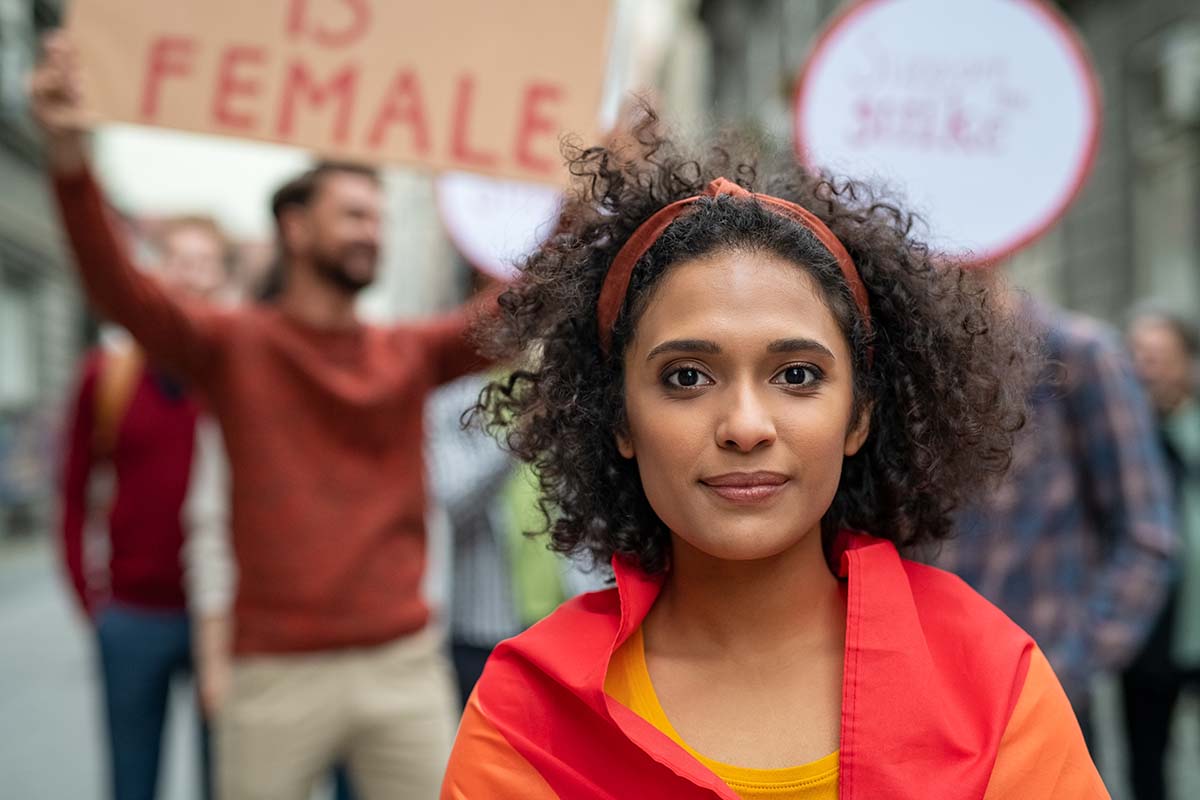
[27, 31, 90, 174]
[196, 614, 234, 718]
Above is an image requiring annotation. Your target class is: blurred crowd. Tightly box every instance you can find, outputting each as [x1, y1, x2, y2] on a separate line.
[6, 12, 1200, 800]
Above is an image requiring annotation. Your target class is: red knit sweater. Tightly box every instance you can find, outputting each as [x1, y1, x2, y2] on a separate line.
[60, 352, 197, 614]
[54, 168, 491, 655]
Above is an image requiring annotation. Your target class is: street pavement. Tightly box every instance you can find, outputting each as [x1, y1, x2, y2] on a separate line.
[2, 534, 1198, 799]
[0, 536, 201, 800]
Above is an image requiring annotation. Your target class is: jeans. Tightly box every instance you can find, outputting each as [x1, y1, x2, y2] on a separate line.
[96, 603, 209, 800]
[332, 767, 356, 800]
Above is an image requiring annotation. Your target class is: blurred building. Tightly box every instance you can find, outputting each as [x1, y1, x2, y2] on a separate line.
[1052, 0, 1200, 319]
[0, 0, 77, 539]
[693, 0, 1200, 321]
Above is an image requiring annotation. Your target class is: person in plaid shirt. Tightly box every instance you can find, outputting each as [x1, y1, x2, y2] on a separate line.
[935, 293, 1178, 739]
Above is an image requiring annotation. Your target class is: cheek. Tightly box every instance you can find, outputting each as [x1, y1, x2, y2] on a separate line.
[194, 259, 223, 284]
[624, 399, 707, 507]
[331, 218, 358, 245]
[778, 391, 848, 446]
[634, 452, 699, 539]
[782, 418, 848, 499]
[626, 400, 705, 472]
[778, 390, 859, 495]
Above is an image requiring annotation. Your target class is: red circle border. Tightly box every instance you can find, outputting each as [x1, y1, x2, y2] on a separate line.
[792, 0, 1103, 268]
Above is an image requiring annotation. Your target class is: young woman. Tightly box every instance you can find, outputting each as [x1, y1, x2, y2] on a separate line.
[440, 118, 1108, 799]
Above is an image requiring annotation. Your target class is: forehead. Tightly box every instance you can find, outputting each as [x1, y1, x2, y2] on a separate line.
[163, 224, 223, 253]
[1130, 319, 1188, 355]
[314, 172, 382, 206]
[631, 248, 848, 353]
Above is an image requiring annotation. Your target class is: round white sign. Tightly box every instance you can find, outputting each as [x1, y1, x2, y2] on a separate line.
[794, 0, 1100, 265]
[435, 172, 563, 281]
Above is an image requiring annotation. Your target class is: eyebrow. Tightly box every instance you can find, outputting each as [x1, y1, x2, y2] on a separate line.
[645, 337, 836, 361]
[645, 339, 720, 361]
[766, 338, 836, 359]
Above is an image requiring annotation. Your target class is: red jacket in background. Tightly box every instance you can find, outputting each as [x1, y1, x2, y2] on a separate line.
[59, 349, 197, 614]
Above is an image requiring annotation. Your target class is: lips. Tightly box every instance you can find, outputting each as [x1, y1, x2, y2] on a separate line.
[700, 471, 790, 504]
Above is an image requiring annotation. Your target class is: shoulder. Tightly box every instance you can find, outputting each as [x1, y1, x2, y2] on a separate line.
[454, 586, 692, 799]
[517, 584, 620, 633]
[374, 320, 427, 352]
[449, 589, 621, 798]
[485, 587, 621, 678]
[902, 558, 1027, 632]
[983, 647, 1107, 798]
[851, 532, 1032, 658]
[1030, 308, 1142, 412]
[213, 306, 300, 355]
[901, 554, 1039, 694]
[442, 690, 559, 799]
[1044, 307, 1125, 365]
[838, 537, 1051, 794]
[1056, 308, 1120, 347]
[901, 558, 1034, 664]
[472, 587, 620, 724]
[843, 534, 1033, 661]
[893, 557, 1095, 795]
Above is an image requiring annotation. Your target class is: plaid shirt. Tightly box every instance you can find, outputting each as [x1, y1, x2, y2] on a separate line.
[934, 299, 1178, 704]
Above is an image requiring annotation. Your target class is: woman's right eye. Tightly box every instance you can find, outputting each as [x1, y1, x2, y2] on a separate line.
[664, 367, 715, 389]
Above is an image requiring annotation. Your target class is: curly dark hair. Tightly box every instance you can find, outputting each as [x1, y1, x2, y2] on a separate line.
[473, 113, 1035, 575]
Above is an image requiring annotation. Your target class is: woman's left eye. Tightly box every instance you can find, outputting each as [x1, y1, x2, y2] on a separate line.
[771, 365, 822, 387]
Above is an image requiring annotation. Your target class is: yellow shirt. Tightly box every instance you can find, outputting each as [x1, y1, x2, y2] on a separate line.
[605, 626, 839, 799]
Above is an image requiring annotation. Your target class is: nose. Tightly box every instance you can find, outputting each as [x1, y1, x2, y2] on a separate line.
[715, 383, 777, 453]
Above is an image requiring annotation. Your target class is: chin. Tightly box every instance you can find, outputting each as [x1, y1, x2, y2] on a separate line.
[679, 526, 809, 563]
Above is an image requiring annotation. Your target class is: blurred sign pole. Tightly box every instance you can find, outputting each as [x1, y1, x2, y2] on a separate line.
[794, 0, 1100, 266]
[68, 0, 612, 185]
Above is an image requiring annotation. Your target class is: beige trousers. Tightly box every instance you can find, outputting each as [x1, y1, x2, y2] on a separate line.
[216, 627, 458, 800]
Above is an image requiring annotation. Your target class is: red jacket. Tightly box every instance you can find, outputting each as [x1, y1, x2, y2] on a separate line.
[442, 534, 1107, 799]
[60, 350, 197, 614]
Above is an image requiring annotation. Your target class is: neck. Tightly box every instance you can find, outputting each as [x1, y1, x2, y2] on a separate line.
[276, 259, 359, 329]
[646, 527, 844, 658]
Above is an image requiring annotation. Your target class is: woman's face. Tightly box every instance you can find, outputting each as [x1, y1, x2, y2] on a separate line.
[619, 248, 868, 563]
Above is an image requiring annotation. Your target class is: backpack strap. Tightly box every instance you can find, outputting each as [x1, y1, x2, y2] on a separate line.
[93, 344, 144, 459]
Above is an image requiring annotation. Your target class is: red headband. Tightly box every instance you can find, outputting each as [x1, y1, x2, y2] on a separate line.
[596, 177, 872, 355]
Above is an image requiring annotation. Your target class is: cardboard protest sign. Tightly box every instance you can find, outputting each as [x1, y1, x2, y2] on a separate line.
[68, 0, 613, 184]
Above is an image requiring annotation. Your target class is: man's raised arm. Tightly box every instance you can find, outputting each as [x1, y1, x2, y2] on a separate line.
[31, 32, 222, 380]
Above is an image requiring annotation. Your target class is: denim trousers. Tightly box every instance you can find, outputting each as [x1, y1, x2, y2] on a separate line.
[95, 603, 210, 800]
